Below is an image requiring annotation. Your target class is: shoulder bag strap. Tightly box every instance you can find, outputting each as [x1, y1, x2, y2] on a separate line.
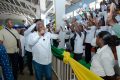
[5, 28, 19, 48]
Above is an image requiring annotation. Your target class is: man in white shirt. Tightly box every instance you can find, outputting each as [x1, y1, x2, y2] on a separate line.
[74, 28, 84, 61]
[28, 20, 58, 80]
[24, 19, 43, 75]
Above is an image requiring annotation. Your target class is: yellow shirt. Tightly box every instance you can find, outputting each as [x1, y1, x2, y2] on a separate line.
[0, 28, 20, 54]
[0, 26, 3, 30]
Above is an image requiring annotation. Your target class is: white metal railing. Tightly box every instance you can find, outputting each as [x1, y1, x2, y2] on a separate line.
[52, 56, 77, 80]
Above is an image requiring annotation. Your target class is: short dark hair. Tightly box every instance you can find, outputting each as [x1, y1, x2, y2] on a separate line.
[5, 18, 12, 23]
[34, 19, 43, 23]
[5, 18, 12, 26]
[97, 31, 119, 47]
[98, 31, 111, 44]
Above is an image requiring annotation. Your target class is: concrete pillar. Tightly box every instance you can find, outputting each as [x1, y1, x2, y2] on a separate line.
[54, 0, 65, 31]
[36, 5, 41, 19]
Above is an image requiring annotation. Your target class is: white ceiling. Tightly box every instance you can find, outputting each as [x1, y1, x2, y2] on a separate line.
[0, 0, 81, 20]
[0, 0, 53, 19]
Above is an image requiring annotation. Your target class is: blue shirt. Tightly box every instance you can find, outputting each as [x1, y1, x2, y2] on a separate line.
[0, 44, 14, 80]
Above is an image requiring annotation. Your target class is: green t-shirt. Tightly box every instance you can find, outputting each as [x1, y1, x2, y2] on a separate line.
[112, 23, 120, 38]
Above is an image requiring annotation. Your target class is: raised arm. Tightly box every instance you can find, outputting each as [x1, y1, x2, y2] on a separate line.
[64, 20, 75, 32]
[24, 24, 36, 36]
[50, 33, 59, 39]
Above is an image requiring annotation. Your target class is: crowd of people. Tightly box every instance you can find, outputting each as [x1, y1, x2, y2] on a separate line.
[0, 0, 120, 80]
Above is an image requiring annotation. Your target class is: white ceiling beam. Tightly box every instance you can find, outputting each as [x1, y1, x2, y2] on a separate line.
[39, 0, 46, 11]
[0, 2, 17, 14]
[10, 0, 24, 14]
[0, 1, 34, 18]
[3, 2, 21, 14]
[45, 5, 54, 17]
[0, 0, 34, 15]
[11, 5, 18, 13]
[16, 0, 23, 7]
[17, 0, 37, 8]
[22, 14, 33, 24]
[0, 4, 6, 11]
[25, 4, 37, 17]
[7, 4, 15, 12]
[2, 3, 10, 11]
[12, 0, 17, 5]
[3, 0, 17, 13]
[7, 0, 13, 3]
[16, 0, 36, 17]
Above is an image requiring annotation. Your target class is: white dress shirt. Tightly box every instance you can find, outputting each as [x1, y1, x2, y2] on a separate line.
[85, 26, 96, 43]
[58, 29, 70, 49]
[20, 35, 25, 56]
[95, 26, 109, 36]
[58, 30, 66, 49]
[24, 24, 36, 52]
[95, 26, 116, 37]
[74, 32, 84, 54]
[28, 32, 58, 65]
[90, 45, 115, 77]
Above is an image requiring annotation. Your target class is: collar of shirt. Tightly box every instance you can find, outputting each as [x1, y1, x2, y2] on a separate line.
[6, 27, 14, 31]
[96, 45, 109, 54]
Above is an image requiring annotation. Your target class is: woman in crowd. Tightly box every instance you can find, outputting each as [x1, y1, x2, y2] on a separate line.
[0, 44, 14, 80]
[90, 31, 117, 80]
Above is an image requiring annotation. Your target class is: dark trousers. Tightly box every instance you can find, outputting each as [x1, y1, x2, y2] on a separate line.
[33, 61, 52, 80]
[85, 43, 92, 63]
[102, 75, 116, 80]
[8, 53, 19, 80]
[18, 55, 24, 73]
[25, 51, 33, 75]
[74, 53, 83, 61]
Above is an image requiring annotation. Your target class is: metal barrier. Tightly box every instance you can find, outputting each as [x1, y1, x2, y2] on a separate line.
[52, 56, 77, 80]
